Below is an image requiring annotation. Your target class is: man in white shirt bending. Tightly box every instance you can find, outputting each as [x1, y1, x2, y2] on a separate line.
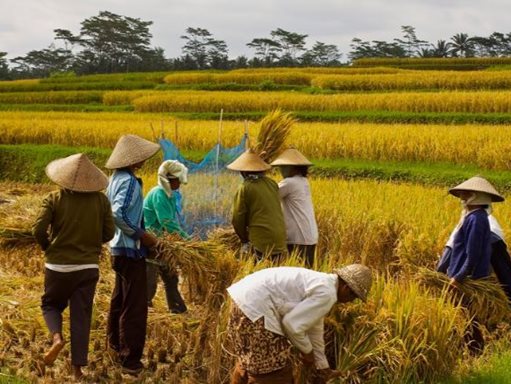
[227, 264, 372, 383]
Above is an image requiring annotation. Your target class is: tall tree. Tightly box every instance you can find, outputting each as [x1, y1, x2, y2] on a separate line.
[246, 38, 281, 66]
[450, 33, 475, 57]
[11, 45, 74, 77]
[302, 42, 341, 66]
[394, 25, 428, 57]
[180, 27, 229, 69]
[270, 28, 308, 65]
[0, 52, 9, 79]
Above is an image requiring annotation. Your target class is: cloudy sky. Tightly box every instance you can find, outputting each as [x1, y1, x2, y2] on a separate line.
[1, 0, 510, 61]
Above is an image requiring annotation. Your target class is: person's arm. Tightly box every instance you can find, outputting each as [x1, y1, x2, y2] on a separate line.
[307, 318, 330, 370]
[101, 194, 116, 243]
[153, 191, 189, 238]
[436, 246, 452, 274]
[453, 213, 489, 282]
[281, 290, 336, 355]
[232, 185, 249, 243]
[110, 177, 144, 240]
[32, 194, 54, 250]
[278, 178, 292, 200]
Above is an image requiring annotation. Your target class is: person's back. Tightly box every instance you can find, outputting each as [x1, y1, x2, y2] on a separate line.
[236, 176, 286, 255]
[34, 189, 113, 264]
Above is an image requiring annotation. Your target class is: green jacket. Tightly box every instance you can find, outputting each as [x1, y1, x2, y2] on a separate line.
[232, 176, 286, 255]
[32, 189, 115, 264]
[143, 186, 188, 238]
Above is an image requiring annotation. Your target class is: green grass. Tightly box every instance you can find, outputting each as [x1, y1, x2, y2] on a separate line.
[440, 351, 511, 384]
[3, 144, 511, 192]
[0, 103, 133, 112]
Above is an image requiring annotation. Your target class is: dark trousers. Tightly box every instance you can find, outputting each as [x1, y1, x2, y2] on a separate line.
[146, 262, 187, 313]
[41, 268, 99, 366]
[287, 244, 316, 268]
[107, 256, 148, 369]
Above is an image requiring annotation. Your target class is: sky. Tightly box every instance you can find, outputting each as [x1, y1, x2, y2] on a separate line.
[1, 0, 510, 61]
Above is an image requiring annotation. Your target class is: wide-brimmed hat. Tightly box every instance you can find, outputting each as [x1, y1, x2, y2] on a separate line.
[46, 153, 108, 192]
[105, 134, 160, 169]
[449, 176, 504, 202]
[227, 149, 271, 172]
[334, 264, 372, 302]
[270, 147, 313, 166]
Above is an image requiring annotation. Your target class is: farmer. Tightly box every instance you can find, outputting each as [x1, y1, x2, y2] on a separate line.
[227, 264, 372, 383]
[33, 153, 115, 379]
[436, 176, 505, 353]
[144, 160, 189, 314]
[271, 147, 318, 268]
[227, 149, 287, 261]
[105, 134, 160, 375]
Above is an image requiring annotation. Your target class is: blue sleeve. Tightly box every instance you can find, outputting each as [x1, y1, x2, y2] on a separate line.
[437, 246, 452, 274]
[454, 214, 489, 282]
[110, 177, 144, 240]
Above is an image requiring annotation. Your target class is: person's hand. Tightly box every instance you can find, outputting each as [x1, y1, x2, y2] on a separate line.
[301, 351, 315, 366]
[240, 242, 251, 255]
[449, 277, 460, 290]
[140, 231, 158, 249]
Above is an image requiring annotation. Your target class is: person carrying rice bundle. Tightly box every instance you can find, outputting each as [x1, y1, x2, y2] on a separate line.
[105, 134, 160, 375]
[226, 264, 372, 384]
[436, 175, 505, 353]
[228, 149, 287, 262]
[271, 147, 318, 268]
[144, 160, 189, 314]
[33, 153, 115, 380]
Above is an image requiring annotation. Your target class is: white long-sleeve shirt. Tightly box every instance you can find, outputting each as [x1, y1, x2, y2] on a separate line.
[278, 176, 318, 245]
[227, 267, 338, 369]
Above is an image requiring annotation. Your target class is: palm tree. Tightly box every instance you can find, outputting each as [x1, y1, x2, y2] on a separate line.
[450, 33, 475, 57]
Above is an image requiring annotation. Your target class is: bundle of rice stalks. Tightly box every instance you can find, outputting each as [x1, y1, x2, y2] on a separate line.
[0, 228, 34, 247]
[154, 235, 241, 307]
[207, 227, 241, 251]
[0, 193, 42, 247]
[416, 268, 510, 327]
[254, 109, 295, 163]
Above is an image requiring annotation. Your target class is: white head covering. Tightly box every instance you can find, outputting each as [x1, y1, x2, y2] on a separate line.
[158, 160, 188, 197]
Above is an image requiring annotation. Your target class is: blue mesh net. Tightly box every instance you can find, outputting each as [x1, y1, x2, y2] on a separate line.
[160, 135, 248, 238]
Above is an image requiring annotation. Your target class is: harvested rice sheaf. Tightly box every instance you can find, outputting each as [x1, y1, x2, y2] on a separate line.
[416, 268, 510, 327]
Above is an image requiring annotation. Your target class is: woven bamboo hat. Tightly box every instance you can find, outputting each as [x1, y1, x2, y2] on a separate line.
[46, 153, 108, 192]
[270, 147, 313, 166]
[105, 134, 160, 169]
[334, 264, 372, 302]
[449, 176, 504, 202]
[227, 149, 271, 172]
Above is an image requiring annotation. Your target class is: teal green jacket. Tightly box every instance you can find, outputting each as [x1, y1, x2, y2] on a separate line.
[143, 186, 188, 238]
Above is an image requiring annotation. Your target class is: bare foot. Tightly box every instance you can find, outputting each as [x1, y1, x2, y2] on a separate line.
[72, 365, 83, 380]
[43, 333, 65, 365]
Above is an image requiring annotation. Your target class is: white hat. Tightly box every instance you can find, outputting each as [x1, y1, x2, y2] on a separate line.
[105, 134, 160, 169]
[227, 149, 271, 172]
[270, 147, 313, 166]
[334, 264, 372, 302]
[46, 153, 108, 192]
[158, 160, 188, 197]
[449, 176, 504, 202]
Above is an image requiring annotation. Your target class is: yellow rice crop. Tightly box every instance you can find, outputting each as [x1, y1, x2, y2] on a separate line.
[114, 90, 511, 114]
[3, 111, 511, 169]
[312, 70, 511, 91]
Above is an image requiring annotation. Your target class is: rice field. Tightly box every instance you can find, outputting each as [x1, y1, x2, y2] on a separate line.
[1, 63, 511, 383]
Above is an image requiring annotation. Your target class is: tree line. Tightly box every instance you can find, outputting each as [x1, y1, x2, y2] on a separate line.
[2, 12, 511, 79]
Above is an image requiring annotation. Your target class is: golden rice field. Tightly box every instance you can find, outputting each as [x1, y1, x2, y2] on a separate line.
[1, 177, 509, 383]
[3, 111, 511, 169]
[2, 63, 511, 383]
[102, 89, 511, 114]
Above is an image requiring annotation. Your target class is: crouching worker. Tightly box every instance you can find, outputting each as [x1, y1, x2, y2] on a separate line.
[226, 264, 372, 383]
[33, 154, 115, 379]
[144, 160, 189, 314]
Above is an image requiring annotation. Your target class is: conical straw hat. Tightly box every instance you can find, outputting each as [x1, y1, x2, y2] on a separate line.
[270, 147, 313, 166]
[227, 149, 271, 172]
[449, 176, 504, 202]
[46, 153, 108, 192]
[334, 264, 372, 302]
[105, 134, 160, 169]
